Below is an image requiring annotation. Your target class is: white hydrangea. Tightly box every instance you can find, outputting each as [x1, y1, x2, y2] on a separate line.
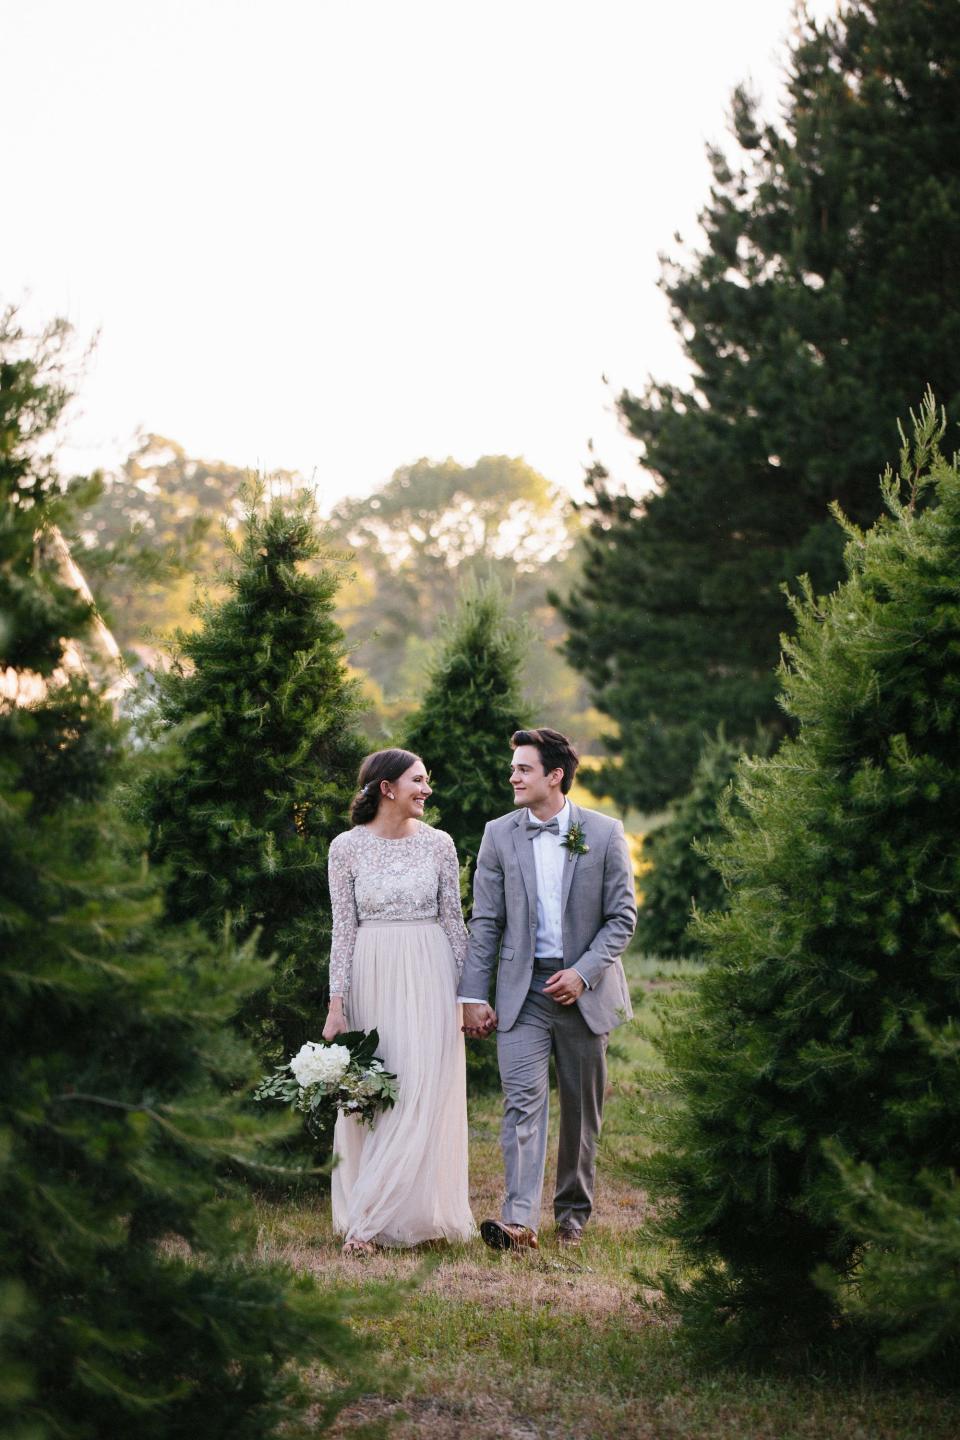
[289, 1041, 351, 1088]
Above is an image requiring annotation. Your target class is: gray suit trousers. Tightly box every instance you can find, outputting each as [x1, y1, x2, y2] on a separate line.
[496, 986, 608, 1232]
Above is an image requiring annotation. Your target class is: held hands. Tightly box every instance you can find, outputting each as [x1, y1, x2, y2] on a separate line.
[322, 997, 348, 1042]
[543, 968, 586, 1006]
[462, 1002, 497, 1039]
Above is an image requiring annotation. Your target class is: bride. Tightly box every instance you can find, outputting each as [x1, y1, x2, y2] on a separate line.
[322, 748, 477, 1253]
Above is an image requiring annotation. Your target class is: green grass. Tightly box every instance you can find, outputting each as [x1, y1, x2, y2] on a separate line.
[250, 948, 960, 1439]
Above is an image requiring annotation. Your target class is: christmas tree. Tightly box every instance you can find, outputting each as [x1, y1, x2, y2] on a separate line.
[404, 577, 531, 1091]
[141, 486, 365, 1064]
[635, 730, 743, 959]
[0, 309, 374, 1437]
[638, 394, 960, 1368]
[404, 576, 531, 869]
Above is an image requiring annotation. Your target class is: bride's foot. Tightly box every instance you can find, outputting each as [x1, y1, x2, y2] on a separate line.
[342, 1238, 376, 1258]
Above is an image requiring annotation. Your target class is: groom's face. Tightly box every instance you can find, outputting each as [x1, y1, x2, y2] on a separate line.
[510, 745, 562, 809]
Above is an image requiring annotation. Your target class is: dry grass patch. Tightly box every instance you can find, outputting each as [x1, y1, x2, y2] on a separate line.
[253, 1082, 657, 1327]
[327, 1391, 553, 1440]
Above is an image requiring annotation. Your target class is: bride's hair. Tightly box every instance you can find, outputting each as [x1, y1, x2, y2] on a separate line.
[350, 748, 420, 825]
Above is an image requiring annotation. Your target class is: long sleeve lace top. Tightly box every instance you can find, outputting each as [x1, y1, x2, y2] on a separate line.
[327, 823, 468, 996]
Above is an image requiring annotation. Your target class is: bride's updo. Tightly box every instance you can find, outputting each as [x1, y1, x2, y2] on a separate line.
[350, 748, 420, 825]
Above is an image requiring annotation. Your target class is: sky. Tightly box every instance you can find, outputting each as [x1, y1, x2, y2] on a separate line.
[5, 0, 836, 510]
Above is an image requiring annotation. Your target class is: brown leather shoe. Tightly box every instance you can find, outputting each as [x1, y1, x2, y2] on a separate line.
[480, 1219, 539, 1252]
[556, 1225, 582, 1248]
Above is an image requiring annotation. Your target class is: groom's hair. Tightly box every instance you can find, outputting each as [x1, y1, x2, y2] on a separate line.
[511, 727, 580, 794]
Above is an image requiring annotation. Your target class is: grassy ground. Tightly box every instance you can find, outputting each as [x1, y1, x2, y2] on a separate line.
[253, 955, 960, 1439]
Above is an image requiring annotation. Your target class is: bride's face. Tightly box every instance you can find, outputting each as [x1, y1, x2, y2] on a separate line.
[386, 758, 432, 820]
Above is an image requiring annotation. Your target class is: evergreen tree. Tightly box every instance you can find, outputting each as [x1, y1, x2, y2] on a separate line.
[404, 578, 532, 1092]
[141, 488, 365, 1064]
[638, 396, 960, 1367]
[635, 730, 742, 959]
[559, 0, 960, 811]
[0, 309, 374, 1438]
[404, 577, 532, 869]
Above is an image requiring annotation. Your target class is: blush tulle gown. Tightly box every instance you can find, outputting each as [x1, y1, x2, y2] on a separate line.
[326, 822, 477, 1246]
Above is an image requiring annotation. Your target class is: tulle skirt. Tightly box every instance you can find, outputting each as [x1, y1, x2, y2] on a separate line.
[331, 919, 477, 1246]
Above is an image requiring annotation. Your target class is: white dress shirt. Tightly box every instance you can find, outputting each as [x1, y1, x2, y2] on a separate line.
[530, 798, 569, 958]
[459, 799, 589, 1003]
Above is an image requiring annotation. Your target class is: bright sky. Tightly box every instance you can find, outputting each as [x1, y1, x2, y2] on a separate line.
[5, 0, 835, 509]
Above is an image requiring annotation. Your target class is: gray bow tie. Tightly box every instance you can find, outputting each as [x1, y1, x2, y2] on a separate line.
[526, 817, 560, 836]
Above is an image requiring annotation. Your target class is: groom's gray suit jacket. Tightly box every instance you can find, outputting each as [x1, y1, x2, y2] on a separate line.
[460, 803, 637, 1035]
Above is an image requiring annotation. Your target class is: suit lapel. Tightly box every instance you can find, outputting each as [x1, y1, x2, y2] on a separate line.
[511, 810, 538, 918]
[561, 801, 584, 913]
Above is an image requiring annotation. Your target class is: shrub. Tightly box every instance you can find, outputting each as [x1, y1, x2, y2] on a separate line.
[141, 486, 365, 1066]
[635, 730, 742, 958]
[638, 395, 960, 1369]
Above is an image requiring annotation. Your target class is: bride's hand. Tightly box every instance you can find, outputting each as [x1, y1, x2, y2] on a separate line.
[462, 1002, 497, 1038]
[322, 998, 348, 1042]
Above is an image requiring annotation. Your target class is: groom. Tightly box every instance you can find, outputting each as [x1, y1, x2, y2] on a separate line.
[459, 727, 636, 1250]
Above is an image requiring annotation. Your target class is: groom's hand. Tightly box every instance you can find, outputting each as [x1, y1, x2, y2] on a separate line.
[462, 1002, 497, 1038]
[544, 968, 586, 1006]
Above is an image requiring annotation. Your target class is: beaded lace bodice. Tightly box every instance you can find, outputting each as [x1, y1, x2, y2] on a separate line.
[328, 823, 468, 995]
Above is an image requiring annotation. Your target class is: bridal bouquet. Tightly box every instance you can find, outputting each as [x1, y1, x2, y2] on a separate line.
[254, 1029, 398, 1137]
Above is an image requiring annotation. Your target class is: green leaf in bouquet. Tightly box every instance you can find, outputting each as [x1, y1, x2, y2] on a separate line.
[338, 1028, 381, 1068]
[253, 1066, 300, 1105]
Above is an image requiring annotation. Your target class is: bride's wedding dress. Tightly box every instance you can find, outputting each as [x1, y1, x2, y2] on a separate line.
[327, 822, 477, 1246]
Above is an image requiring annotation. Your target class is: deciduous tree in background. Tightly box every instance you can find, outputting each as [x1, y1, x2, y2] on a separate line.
[638, 396, 960, 1369]
[79, 443, 599, 745]
[76, 433, 258, 648]
[327, 455, 593, 740]
[560, 0, 960, 811]
[140, 486, 366, 1065]
[0, 309, 372, 1440]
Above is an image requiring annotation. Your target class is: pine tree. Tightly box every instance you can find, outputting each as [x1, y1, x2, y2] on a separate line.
[638, 395, 960, 1367]
[559, 0, 960, 811]
[404, 576, 531, 869]
[141, 487, 365, 1064]
[635, 730, 742, 959]
[0, 310, 375, 1438]
[404, 577, 532, 1092]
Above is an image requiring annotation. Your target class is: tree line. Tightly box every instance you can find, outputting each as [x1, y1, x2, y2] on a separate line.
[75, 436, 596, 748]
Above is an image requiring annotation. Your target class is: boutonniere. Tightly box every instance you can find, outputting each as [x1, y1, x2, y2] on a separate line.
[561, 823, 589, 860]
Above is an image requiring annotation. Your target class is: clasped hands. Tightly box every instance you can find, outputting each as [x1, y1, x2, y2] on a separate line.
[461, 1002, 497, 1038]
[461, 968, 585, 1039]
